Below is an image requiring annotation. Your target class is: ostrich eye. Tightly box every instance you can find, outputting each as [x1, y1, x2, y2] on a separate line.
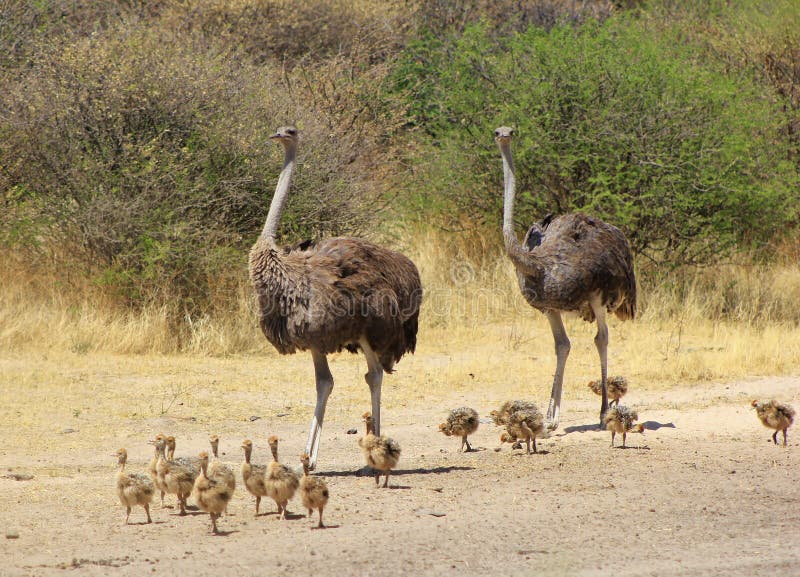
[287, 128, 296, 135]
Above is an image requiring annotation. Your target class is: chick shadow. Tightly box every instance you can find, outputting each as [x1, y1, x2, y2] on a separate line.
[563, 421, 676, 434]
[612, 444, 651, 450]
[257, 511, 305, 521]
[172, 510, 206, 517]
[210, 529, 239, 537]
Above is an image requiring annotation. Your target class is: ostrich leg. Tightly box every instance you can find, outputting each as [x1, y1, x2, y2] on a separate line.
[590, 299, 610, 427]
[305, 349, 333, 470]
[545, 310, 571, 431]
[361, 339, 384, 436]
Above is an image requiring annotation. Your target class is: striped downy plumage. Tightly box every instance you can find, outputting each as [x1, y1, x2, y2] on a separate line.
[499, 403, 545, 454]
[192, 451, 234, 534]
[208, 435, 235, 515]
[299, 452, 329, 528]
[603, 405, 645, 448]
[496, 126, 636, 431]
[588, 376, 628, 407]
[115, 448, 154, 525]
[439, 407, 480, 452]
[751, 400, 795, 446]
[249, 126, 421, 471]
[152, 437, 197, 515]
[265, 436, 299, 520]
[148, 433, 167, 508]
[241, 439, 269, 517]
[358, 412, 401, 488]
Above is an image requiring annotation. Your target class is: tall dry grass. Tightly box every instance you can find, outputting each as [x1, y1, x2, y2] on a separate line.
[2, 229, 800, 386]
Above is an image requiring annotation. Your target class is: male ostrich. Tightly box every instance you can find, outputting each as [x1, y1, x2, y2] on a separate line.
[494, 126, 636, 429]
[249, 126, 421, 469]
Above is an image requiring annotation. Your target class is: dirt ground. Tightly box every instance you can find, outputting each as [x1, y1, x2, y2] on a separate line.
[1, 350, 799, 576]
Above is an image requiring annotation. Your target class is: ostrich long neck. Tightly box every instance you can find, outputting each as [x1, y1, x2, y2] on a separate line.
[260, 142, 297, 244]
[499, 140, 544, 277]
[499, 140, 523, 254]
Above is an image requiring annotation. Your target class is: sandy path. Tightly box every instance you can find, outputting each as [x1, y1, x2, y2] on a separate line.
[1, 371, 798, 576]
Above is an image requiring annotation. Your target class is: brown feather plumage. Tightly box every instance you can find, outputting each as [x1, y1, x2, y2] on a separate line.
[751, 400, 795, 445]
[250, 236, 421, 372]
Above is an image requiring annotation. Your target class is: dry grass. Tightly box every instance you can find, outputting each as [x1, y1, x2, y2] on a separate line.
[2, 230, 800, 407]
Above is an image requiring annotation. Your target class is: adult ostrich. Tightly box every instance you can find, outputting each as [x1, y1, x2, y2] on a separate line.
[494, 126, 636, 429]
[249, 126, 421, 469]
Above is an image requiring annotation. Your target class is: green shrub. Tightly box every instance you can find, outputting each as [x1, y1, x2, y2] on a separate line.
[392, 18, 797, 265]
[0, 26, 402, 315]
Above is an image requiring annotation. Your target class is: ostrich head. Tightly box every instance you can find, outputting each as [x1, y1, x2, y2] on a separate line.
[115, 448, 128, 465]
[270, 125, 299, 147]
[494, 126, 514, 144]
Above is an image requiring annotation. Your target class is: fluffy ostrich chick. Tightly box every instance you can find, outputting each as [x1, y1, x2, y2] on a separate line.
[151, 437, 197, 515]
[299, 452, 329, 528]
[588, 376, 628, 407]
[266, 436, 299, 520]
[491, 400, 540, 450]
[148, 433, 167, 507]
[499, 404, 546, 454]
[192, 451, 234, 534]
[358, 412, 401, 488]
[439, 407, 480, 452]
[751, 400, 795, 446]
[603, 405, 644, 448]
[114, 448, 154, 524]
[208, 435, 236, 514]
[241, 439, 269, 516]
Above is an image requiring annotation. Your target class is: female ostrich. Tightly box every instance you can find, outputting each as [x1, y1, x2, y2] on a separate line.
[494, 126, 636, 429]
[249, 126, 421, 469]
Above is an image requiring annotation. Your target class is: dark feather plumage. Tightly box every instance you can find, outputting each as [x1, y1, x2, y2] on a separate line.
[509, 213, 637, 322]
[250, 236, 421, 373]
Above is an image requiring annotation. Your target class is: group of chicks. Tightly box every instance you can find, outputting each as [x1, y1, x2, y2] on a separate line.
[439, 377, 797, 454]
[114, 411, 402, 533]
[114, 433, 329, 534]
[116, 377, 796, 533]
[439, 376, 642, 455]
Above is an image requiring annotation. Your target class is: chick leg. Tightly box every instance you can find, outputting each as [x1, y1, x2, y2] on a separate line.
[610, 431, 616, 447]
[125, 506, 131, 525]
[463, 436, 474, 452]
[317, 508, 325, 529]
[622, 431, 627, 448]
[545, 311, 570, 431]
[773, 431, 779, 445]
[783, 429, 788, 446]
[144, 503, 152, 524]
[255, 495, 261, 516]
[305, 350, 334, 471]
[382, 471, 390, 488]
[211, 513, 219, 534]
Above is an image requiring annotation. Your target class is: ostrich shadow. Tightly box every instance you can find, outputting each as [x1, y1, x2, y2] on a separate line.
[319, 465, 474, 478]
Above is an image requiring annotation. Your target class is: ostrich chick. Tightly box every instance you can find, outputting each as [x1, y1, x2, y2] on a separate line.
[358, 412, 401, 488]
[603, 405, 645, 448]
[751, 400, 795, 446]
[588, 376, 628, 407]
[114, 448, 154, 524]
[148, 433, 168, 507]
[192, 451, 234, 534]
[501, 404, 546, 454]
[439, 407, 480, 452]
[491, 400, 540, 449]
[151, 437, 197, 515]
[266, 436, 299, 520]
[241, 439, 269, 516]
[299, 453, 329, 528]
[209, 435, 236, 514]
